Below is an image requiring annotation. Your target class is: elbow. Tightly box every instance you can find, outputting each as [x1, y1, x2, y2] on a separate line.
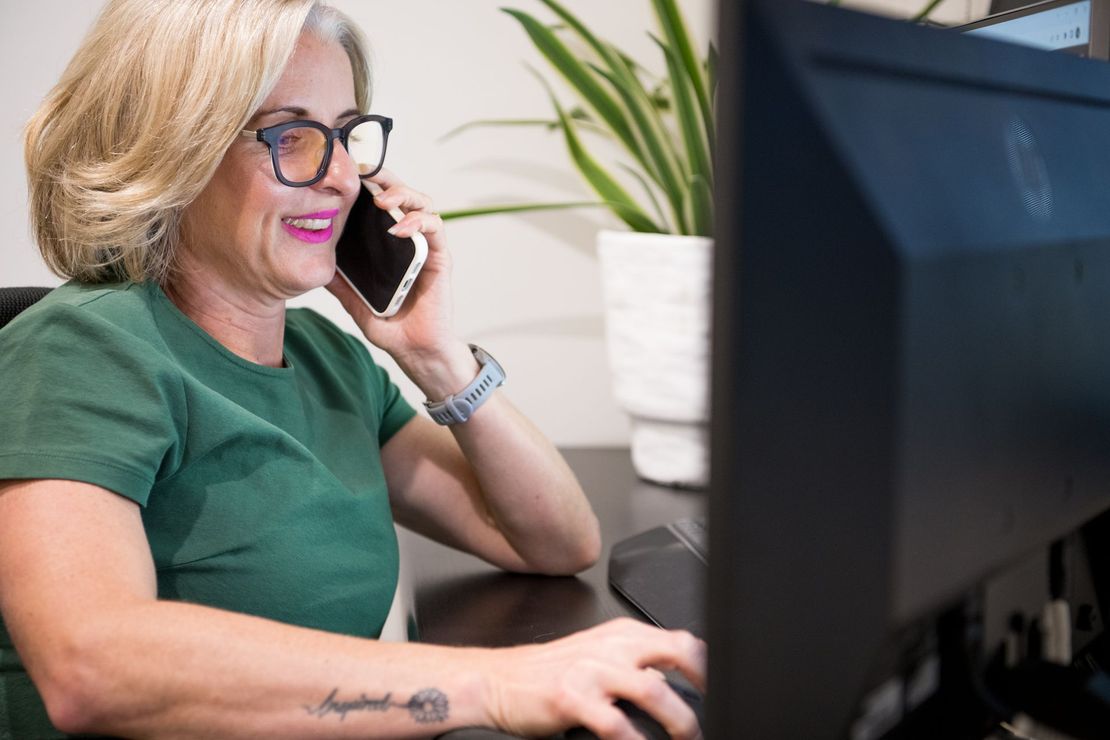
[574, 515, 603, 573]
[42, 686, 96, 737]
[541, 512, 602, 576]
[36, 627, 120, 735]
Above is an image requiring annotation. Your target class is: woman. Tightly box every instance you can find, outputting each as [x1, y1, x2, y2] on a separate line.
[0, 0, 705, 738]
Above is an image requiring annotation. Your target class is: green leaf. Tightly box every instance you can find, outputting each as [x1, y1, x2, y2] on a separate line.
[684, 173, 713, 237]
[588, 57, 687, 229]
[438, 118, 562, 143]
[440, 201, 613, 220]
[534, 0, 612, 65]
[650, 0, 713, 156]
[531, 1, 680, 215]
[707, 42, 719, 107]
[539, 75, 662, 232]
[437, 111, 611, 143]
[619, 163, 670, 232]
[652, 33, 712, 192]
[912, 0, 944, 22]
[502, 9, 639, 156]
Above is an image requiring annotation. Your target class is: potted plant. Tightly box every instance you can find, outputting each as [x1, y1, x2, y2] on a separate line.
[448, 0, 716, 487]
[441, 0, 940, 488]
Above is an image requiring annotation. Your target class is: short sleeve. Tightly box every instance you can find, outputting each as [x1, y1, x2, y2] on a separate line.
[0, 303, 184, 505]
[371, 359, 417, 446]
[330, 328, 416, 447]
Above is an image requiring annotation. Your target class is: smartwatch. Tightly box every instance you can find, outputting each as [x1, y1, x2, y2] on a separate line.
[424, 344, 506, 425]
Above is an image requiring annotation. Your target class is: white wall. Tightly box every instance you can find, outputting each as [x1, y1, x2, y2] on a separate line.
[1, 0, 993, 447]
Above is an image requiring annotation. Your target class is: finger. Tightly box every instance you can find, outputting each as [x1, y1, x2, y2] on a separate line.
[629, 629, 707, 695]
[622, 669, 700, 740]
[580, 662, 693, 740]
[375, 187, 433, 215]
[661, 631, 708, 695]
[366, 166, 402, 190]
[589, 620, 700, 669]
[388, 210, 444, 240]
[358, 174, 384, 195]
[579, 703, 644, 740]
[368, 170, 434, 214]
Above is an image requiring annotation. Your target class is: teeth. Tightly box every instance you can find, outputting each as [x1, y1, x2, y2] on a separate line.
[283, 217, 331, 230]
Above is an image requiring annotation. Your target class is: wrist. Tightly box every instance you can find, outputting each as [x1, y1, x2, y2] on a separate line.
[423, 344, 506, 426]
[450, 647, 501, 731]
[472, 647, 519, 733]
[395, 341, 478, 399]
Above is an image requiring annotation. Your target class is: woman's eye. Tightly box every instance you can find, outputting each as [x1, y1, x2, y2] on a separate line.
[278, 132, 302, 150]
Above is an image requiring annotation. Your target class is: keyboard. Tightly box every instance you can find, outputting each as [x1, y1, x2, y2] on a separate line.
[608, 517, 708, 640]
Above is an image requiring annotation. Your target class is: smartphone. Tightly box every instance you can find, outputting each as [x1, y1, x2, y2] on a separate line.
[335, 183, 428, 318]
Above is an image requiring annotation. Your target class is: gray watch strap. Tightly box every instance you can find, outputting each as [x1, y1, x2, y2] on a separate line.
[424, 344, 506, 425]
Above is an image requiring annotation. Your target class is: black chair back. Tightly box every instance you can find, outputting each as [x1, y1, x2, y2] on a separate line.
[0, 287, 53, 330]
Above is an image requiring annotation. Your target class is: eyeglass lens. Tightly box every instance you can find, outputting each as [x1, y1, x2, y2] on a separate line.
[276, 120, 385, 184]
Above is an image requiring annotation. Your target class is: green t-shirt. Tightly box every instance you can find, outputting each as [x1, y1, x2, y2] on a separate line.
[0, 281, 416, 738]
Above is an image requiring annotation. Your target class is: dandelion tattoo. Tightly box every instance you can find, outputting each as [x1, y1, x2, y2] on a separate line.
[304, 687, 449, 724]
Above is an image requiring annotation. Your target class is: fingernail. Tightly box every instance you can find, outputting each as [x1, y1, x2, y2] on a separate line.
[387, 224, 400, 235]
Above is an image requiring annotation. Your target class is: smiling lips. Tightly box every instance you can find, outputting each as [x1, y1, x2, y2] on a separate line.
[281, 208, 340, 244]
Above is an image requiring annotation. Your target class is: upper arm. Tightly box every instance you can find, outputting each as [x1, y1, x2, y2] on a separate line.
[380, 417, 533, 572]
[0, 479, 155, 698]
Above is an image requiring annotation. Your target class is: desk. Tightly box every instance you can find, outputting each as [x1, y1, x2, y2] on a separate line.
[397, 447, 706, 648]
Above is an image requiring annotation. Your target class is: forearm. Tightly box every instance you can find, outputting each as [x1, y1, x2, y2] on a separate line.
[448, 392, 600, 573]
[46, 599, 488, 739]
[401, 342, 600, 574]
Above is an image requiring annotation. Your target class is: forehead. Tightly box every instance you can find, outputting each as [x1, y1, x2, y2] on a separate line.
[258, 33, 356, 119]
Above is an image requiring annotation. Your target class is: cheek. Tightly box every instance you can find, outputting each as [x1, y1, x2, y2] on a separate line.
[208, 164, 286, 238]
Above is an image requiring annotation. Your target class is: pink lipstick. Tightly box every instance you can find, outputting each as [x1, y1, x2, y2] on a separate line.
[281, 208, 340, 244]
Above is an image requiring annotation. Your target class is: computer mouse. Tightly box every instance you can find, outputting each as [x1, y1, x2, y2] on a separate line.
[563, 676, 704, 740]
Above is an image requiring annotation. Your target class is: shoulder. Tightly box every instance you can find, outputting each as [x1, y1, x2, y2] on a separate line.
[3, 281, 162, 342]
[0, 281, 183, 386]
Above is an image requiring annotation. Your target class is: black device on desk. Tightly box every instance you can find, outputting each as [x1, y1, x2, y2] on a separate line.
[698, 0, 1110, 737]
[609, 518, 706, 641]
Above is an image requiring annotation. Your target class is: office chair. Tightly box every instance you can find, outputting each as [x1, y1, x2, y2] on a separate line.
[0, 287, 52, 330]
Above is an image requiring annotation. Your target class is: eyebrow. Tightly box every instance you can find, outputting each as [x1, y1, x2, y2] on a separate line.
[251, 105, 363, 125]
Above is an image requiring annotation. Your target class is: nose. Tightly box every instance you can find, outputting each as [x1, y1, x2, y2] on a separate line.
[315, 138, 360, 198]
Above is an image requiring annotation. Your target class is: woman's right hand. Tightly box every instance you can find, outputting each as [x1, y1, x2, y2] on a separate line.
[479, 618, 707, 739]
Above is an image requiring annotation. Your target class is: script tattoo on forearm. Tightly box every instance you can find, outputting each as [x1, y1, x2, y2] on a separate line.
[304, 687, 449, 724]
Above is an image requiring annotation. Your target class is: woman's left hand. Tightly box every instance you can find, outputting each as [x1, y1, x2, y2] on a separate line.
[327, 169, 470, 391]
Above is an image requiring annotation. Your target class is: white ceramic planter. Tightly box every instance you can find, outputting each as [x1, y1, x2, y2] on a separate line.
[597, 229, 713, 488]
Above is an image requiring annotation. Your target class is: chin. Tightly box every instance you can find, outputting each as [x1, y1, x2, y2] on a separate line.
[283, 255, 337, 296]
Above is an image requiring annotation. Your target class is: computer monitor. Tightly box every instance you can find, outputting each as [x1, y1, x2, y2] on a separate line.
[959, 0, 1110, 58]
[709, 0, 1110, 737]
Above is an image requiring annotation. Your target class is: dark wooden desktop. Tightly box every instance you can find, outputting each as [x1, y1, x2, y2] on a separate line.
[398, 448, 706, 646]
[396, 448, 705, 738]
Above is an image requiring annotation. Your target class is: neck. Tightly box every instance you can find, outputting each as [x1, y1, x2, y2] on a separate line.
[163, 269, 288, 368]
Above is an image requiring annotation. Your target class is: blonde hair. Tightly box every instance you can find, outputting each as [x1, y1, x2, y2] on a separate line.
[24, 0, 372, 284]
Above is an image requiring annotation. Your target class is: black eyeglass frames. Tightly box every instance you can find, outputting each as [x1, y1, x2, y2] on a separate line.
[239, 114, 392, 188]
